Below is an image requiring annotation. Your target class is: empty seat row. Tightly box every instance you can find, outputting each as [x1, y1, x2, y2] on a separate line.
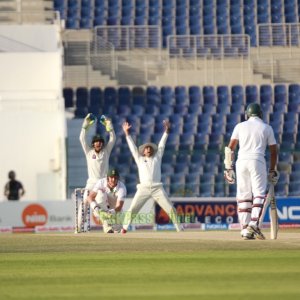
[55, 0, 300, 47]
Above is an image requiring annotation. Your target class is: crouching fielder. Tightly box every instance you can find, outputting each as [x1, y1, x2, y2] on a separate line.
[224, 103, 278, 240]
[86, 168, 127, 233]
[121, 120, 183, 234]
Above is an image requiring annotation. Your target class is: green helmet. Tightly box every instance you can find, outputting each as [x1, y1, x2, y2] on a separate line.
[246, 103, 262, 119]
[107, 168, 120, 177]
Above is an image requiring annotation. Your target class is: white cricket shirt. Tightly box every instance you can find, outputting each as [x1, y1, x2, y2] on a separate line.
[126, 132, 168, 185]
[231, 117, 276, 161]
[79, 129, 116, 189]
[92, 178, 127, 201]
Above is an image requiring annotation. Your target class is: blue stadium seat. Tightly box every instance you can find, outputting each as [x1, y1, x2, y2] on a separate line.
[161, 163, 174, 176]
[145, 104, 159, 115]
[274, 84, 287, 104]
[289, 171, 300, 184]
[168, 114, 183, 127]
[273, 102, 287, 114]
[88, 87, 103, 115]
[260, 84, 273, 103]
[103, 87, 117, 107]
[54, 0, 65, 18]
[226, 112, 241, 125]
[203, 86, 216, 105]
[160, 104, 173, 116]
[231, 85, 244, 105]
[74, 91, 88, 118]
[93, 15, 105, 26]
[161, 86, 175, 105]
[132, 86, 145, 106]
[189, 85, 202, 105]
[274, 182, 287, 196]
[288, 182, 300, 196]
[117, 105, 130, 117]
[245, 85, 258, 105]
[257, 11, 270, 23]
[281, 132, 295, 149]
[178, 133, 194, 152]
[80, 17, 91, 29]
[230, 102, 244, 114]
[131, 104, 144, 117]
[63, 88, 74, 108]
[66, 17, 78, 29]
[175, 86, 188, 105]
[288, 84, 300, 104]
[182, 122, 197, 135]
[140, 114, 155, 127]
[76, 87, 89, 106]
[146, 86, 161, 106]
[164, 133, 180, 151]
[118, 86, 131, 106]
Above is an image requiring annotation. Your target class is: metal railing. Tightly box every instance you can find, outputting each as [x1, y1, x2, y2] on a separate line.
[254, 23, 300, 83]
[91, 35, 116, 79]
[166, 34, 252, 86]
[94, 25, 162, 51]
[167, 34, 250, 58]
[257, 23, 300, 48]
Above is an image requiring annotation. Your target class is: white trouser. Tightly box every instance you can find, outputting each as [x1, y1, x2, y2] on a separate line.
[123, 183, 182, 232]
[236, 159, 267, 230]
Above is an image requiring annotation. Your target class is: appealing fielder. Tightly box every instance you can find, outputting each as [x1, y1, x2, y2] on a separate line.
[86, 168, 127, 233]
[77, 113, 116, 232]
[120, 120, 183, 233]
[224, 103, 279, 240]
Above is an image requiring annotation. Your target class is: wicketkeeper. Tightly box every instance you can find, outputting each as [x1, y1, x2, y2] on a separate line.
[120, 120, 183, 233]
[224, 103, 279, 240]
[86, 168, 127, 233]
[77, 113, 116, 232]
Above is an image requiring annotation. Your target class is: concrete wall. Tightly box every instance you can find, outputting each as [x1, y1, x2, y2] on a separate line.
[0, 24, 66, 201]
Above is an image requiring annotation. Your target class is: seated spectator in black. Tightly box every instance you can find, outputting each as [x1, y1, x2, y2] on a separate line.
[4, 171, 25, 200]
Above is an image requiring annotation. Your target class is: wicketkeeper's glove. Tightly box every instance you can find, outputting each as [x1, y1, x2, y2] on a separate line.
[224, 169, 236, 184]
[100, 115, 113, 132]
[268, 170, 279, 186]
[82, 113, 95, 130]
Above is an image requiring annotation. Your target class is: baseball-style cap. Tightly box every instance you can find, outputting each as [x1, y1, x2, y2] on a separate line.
[138, 143, 158, 155]
[107, 168, 120, 177]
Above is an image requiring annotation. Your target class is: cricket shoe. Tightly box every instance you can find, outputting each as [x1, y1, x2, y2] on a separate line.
[247, 225, 266, 240]
[106, 229, 114, 234]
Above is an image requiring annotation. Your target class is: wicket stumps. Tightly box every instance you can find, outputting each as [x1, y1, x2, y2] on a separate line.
[74, 188, 91, 233]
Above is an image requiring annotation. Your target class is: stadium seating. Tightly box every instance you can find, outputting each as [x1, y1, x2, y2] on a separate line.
[65, 82, 297, 194]
[59, 0, 300, 47]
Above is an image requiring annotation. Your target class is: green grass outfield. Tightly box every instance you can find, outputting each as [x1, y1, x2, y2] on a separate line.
[0, 230, 300, 300]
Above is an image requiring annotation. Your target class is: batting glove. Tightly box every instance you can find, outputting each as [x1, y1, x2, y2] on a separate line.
[82, 113, 95, 130]
[268, 170, 279, 186]
[224, 169, 236, 184]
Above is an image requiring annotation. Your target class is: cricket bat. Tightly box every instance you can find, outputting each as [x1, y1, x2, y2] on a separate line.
[268, 184, 279, 240]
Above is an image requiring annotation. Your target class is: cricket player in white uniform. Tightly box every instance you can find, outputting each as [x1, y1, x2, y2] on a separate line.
[78, 113, 116, 232]
[120, 120, 183, 234]
[224, 103, 279, 240]
[86, 168, 127, 233]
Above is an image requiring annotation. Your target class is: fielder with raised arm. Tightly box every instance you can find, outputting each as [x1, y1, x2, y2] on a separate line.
[77, 114, 116, 232]
[224, 103, 278, 240]
[120, 120, 183, 233]
[86, 168, 127, 233]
